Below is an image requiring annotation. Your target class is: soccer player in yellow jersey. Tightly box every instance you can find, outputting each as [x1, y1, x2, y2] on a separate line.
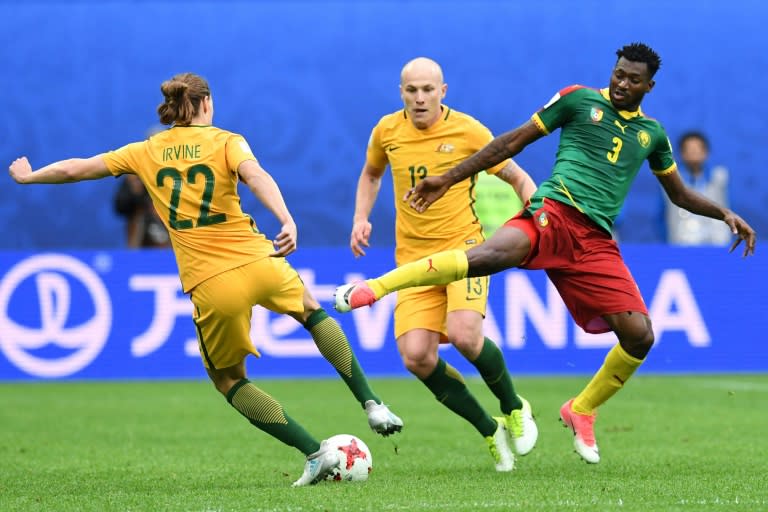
[9, 72, 402, 486]
[348, 57, 538, 471]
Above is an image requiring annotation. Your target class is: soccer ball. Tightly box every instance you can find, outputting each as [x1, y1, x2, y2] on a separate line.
[324, 434, 373, 482]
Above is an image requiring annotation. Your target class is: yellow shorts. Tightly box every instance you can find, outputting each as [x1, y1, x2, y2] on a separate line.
[189, 257, 305, 369]
[393, 275, 489, 340]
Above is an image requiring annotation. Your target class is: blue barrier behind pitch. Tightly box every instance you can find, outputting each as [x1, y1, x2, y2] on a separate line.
[0, 246, 764, 381]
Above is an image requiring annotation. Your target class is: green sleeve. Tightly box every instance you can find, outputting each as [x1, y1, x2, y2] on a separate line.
[534, 85, 588, 134]
[647, 125, 677, 173]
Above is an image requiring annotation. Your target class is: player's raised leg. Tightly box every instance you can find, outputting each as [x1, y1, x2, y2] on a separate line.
[334, 249, 469, 312]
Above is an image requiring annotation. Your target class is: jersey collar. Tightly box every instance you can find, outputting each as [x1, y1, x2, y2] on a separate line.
[600, 88, 643, 120]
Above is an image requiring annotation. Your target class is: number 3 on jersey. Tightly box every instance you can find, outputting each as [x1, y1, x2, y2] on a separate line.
[156, 164, 226, 229]
[606, 136, 623, 164]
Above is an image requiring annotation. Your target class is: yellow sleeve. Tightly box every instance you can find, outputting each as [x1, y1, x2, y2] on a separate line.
[365, 123, 389, 169]
[225, 135, 258, 173]
[466, 120, 508, 175]
[102, 141, 145, 177]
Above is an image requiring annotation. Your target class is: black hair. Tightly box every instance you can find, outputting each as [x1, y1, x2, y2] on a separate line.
[616, 42, 662, 78]
[678, 131, 710, 151]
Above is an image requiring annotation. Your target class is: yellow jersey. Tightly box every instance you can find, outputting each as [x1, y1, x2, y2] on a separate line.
[366, 106, 508, 265]
[103, 125, 274, 292]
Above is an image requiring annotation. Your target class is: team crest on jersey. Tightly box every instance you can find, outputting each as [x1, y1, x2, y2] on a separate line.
[590, 107, 603, 122]
[436, 143, 454, 153]
[637, 130, 651, 148]
[538, 212, 549, 228]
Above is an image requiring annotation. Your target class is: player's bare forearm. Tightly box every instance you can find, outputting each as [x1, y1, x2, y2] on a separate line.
[444, 135, 514, 185]
[670, 188, 728, 221]
[353, 168, 382, 223]
[495, 160, 537, 203]
[444, 121, 543, 186]
[11, 156, 110, 184]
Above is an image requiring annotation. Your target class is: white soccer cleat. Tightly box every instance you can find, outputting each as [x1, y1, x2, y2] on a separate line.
[505, 396, 539, 456]
[292, 440, 341, 487]
[485, 417, 515, 472]
[364, 400, 404, 437]
[334, 281, 377, 313]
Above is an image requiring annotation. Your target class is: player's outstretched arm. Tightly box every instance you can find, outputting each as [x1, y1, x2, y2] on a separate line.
[406, 121, 543, 213]
[238, 159, 297, 257]
[658, 171, 756, 256]
[10, 155, 111, 184]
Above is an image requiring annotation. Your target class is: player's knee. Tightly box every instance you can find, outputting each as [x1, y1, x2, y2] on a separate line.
[211, 378, 232, 396]
[619, 316, 655, 359]
[450, 334, 483, 359]
[401, 353, 437, 379]
[208, 371, 241, 396]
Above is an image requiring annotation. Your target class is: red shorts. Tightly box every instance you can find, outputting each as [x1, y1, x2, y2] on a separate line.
[504, 198, 648, 334]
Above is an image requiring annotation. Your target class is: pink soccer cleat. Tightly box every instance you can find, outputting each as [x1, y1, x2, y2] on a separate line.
[559, 399, 600, 464]
[333, 281, 378, 312]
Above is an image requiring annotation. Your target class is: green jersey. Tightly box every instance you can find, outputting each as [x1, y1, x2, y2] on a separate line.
[529, 85, 677, 233]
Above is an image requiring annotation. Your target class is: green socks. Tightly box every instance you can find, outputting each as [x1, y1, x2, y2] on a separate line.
[421, 358, 496, 437]
[472, 337, 522, 414]
[305, 309, 380, 407]
[226, 378, 319, 455]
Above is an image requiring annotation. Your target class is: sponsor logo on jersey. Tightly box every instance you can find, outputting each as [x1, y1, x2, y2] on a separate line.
[465, 239, 477, 245]
[590, 107, 603, 122]
[637, 130, 651, 148]
[387, 144, 400, 152]
[614, 120, 628, 134]
[436, 143, 454, 153]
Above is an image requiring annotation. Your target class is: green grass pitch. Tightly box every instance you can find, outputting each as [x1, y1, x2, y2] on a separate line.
[1, 375, 766, 511]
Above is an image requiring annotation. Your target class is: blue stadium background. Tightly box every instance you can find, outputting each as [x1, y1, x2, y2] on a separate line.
[1, 1, 767, 381]
[1, 0, 766, 249]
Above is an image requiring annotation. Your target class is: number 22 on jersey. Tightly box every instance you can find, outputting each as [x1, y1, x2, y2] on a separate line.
[156, 164, 227, 229]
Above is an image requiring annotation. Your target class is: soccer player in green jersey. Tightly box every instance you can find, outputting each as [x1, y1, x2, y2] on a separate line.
[335, 43, 757, 464]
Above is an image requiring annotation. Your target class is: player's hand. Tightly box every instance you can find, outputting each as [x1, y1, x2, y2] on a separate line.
[350, 219, 372, 258]
[9, 157, 33, 184]
[271, 221, 298, 257]
[724, 211, 756, 257]
[404, 175, 452, 213]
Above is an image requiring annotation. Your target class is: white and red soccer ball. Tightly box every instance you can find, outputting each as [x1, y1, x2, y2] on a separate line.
[324, 434, 373, 482]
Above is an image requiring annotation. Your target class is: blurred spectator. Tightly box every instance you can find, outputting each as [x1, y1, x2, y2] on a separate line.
[662, 131, 732, 246]
[113, 125, 171, 248]
[474, 171, 524, 238]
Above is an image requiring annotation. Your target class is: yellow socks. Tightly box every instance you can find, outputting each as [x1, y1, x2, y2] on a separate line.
[572, 343, 644, 415]
[367, 249, 469, 298]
